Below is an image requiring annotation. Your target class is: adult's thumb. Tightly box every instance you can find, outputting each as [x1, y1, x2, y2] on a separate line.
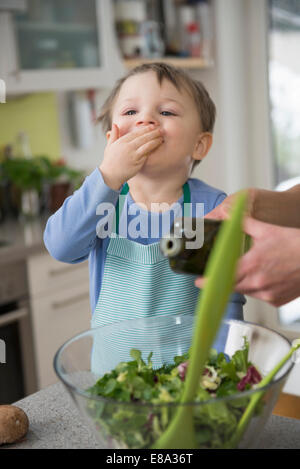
[205, 206, 228, 220]
[243, 216, 273, 240]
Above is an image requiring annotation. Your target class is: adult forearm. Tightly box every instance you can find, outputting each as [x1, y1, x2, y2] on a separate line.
[252, 185, 300, 228]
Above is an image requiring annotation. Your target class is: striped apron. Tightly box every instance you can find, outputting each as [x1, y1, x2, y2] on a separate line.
[90, 182, 233, 375]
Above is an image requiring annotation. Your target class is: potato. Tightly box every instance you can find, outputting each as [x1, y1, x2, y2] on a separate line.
[0, 405, 29, 445]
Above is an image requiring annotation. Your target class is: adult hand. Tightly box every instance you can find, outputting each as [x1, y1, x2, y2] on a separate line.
[195, 217, 300, 307]
[235, 218, 300, 306]
[194, 189, 255, 289]
[205, 189, 256, 221]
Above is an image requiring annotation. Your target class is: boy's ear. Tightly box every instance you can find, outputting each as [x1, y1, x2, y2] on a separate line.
[106, 130, 111, 141]
[192, 132, 213, 162]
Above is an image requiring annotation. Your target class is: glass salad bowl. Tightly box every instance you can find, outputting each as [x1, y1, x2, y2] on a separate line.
[53, 316, 294, 449]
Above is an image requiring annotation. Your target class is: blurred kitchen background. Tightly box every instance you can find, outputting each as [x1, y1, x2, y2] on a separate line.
[0, 0, 300, 404]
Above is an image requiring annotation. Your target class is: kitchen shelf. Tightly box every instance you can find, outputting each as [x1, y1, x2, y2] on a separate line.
[124, 56, 214, 70]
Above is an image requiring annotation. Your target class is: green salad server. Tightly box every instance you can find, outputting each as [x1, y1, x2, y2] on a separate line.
[153, 191, 248, 449]
[228, 338, 300, 448]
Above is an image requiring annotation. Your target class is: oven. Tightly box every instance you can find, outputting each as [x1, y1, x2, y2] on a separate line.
[0, 259, 37, 404]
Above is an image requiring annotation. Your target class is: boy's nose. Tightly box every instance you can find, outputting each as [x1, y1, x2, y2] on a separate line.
[135, 115, 159, 127]
[136, 121, 157, 127]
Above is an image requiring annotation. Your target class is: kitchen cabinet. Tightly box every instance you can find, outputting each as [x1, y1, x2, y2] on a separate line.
[113, 0, 214, 70]
[0, 0, 125, 94]
[27, 251, 90, 389]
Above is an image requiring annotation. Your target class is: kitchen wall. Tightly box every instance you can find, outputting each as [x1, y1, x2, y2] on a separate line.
[193, 0, 273, 194]
[0, 92, 61, 159]
[55, 89, 109, 172]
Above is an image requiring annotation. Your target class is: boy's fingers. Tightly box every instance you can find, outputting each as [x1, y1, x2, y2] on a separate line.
[132, 131, 163, 151]
[120, 126, 151, 142]
[136, 137, 164, 157]
[124, 126, 162, 144]
[242, 216, 275, 240]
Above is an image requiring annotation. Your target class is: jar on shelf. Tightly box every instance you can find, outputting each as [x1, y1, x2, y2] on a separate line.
[178, 4, 194, 56]
[140, 20, 165, 58]
[186, 22, 202, 57]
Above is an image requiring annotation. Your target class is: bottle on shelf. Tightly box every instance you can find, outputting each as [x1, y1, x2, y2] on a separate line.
[195, 0, 213, 59]
[161, 0, 180, 55]
[178, 4, 195, 56]
[114, 0, 147, 58]
[15, 131, 33, 159]
[186, 21, 202, 57]
[140, 20, 165, 58]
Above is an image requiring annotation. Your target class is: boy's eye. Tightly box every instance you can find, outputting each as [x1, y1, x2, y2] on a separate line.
[161, 111, 175, 116]
[124, 110, 136, 115]
[123, 110, 176, 116]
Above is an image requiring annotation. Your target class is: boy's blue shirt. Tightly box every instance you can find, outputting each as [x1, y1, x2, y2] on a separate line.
[43, 168, 246, 316]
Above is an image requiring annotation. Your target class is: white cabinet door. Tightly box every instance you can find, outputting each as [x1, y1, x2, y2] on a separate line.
[1, 0, 124, 93]
[27, 252, 90, 298]
[31, 280, 91, 389]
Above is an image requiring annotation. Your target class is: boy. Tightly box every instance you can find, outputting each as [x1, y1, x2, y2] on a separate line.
[44, 63, 245, 368]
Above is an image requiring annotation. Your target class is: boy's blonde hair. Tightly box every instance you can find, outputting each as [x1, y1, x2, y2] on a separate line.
[97, 62, 216, 172]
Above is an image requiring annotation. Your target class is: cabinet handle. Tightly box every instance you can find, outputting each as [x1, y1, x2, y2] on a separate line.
[52, 292, 90, 310]
[0, 307, 28, 327]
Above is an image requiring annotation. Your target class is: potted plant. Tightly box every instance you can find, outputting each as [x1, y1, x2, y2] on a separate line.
[1, 156, 47, 218]
[0, 155, 85, 218]
[42, 158, 85, 213]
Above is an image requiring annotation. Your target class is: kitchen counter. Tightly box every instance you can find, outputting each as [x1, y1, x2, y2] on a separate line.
[0, 216, 48, 265]
[4, 381, 300, 449]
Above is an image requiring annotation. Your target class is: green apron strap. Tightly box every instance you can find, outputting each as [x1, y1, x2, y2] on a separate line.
[183, 182, 191, 218]
[115, 181, 191, 235]
[115, 183, 129, 235]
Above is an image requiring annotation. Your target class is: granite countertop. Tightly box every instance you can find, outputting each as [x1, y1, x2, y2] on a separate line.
[3, 381, 300, 449]
[0, 216, 48, 265]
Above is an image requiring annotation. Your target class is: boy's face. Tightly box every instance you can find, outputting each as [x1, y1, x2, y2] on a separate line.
[110, 71, 206, 176]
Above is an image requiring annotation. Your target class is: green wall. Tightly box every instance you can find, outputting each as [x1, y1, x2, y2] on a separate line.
[0, 92, 61, 160]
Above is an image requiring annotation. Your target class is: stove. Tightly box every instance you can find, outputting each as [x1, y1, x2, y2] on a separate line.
[0, 259, 37, 403]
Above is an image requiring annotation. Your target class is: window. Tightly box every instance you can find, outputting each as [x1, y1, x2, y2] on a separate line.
[268, 0, 300, 328]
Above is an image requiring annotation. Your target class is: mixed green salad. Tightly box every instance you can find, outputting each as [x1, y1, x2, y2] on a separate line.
[86, 338, 263, 449]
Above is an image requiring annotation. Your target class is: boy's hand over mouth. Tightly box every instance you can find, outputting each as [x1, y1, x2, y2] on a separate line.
[99, 124, 164, 191]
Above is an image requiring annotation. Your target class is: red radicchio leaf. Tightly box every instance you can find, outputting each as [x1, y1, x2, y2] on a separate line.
[237, 365, 262, 391]
[177, 361, 189, 381]
[203, 367, 212, 377]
